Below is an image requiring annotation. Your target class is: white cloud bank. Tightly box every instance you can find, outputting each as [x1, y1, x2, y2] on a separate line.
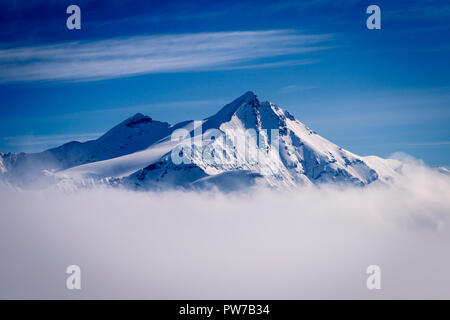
[0, 30, 330, 82]
[0, 158, 449, 299]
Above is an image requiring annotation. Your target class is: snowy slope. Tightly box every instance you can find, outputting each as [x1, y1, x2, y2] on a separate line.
[122, 92, 400, 190]
[2, 91, 404, 190]
[0, 114, 171, 186]
[0, 156, 5, 174]
[59, 140, 179, 180]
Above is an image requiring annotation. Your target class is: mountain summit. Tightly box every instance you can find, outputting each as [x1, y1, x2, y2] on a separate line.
[0, 92, 400, 190]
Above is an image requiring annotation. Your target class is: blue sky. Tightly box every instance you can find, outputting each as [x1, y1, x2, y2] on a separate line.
[0, 0, 449, 166]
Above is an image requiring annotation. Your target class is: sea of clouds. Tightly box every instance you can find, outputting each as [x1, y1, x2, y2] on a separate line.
[0, 156, 449, 299]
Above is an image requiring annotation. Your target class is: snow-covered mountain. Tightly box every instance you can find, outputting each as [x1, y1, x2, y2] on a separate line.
[0, 91, 402, 190]
[0, 114, 171, 186]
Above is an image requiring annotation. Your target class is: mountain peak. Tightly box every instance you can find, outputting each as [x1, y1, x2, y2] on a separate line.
[125, 113, 153, 127]
[204, 91, 259, 128]
[131, 112, 146, 119]
[240, 91, 257, 101]
[224, 91, 259, 111]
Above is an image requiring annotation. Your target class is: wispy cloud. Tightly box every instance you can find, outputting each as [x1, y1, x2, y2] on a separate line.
[278, 84, 319, 93]
[1, 133, 101, 148]
[395, 141, 450, 147]
[0, 30, 331, 82]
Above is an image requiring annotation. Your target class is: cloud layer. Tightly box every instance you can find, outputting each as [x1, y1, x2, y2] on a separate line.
[0, 30, 330, 82]
[0, 158, 449, 299]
